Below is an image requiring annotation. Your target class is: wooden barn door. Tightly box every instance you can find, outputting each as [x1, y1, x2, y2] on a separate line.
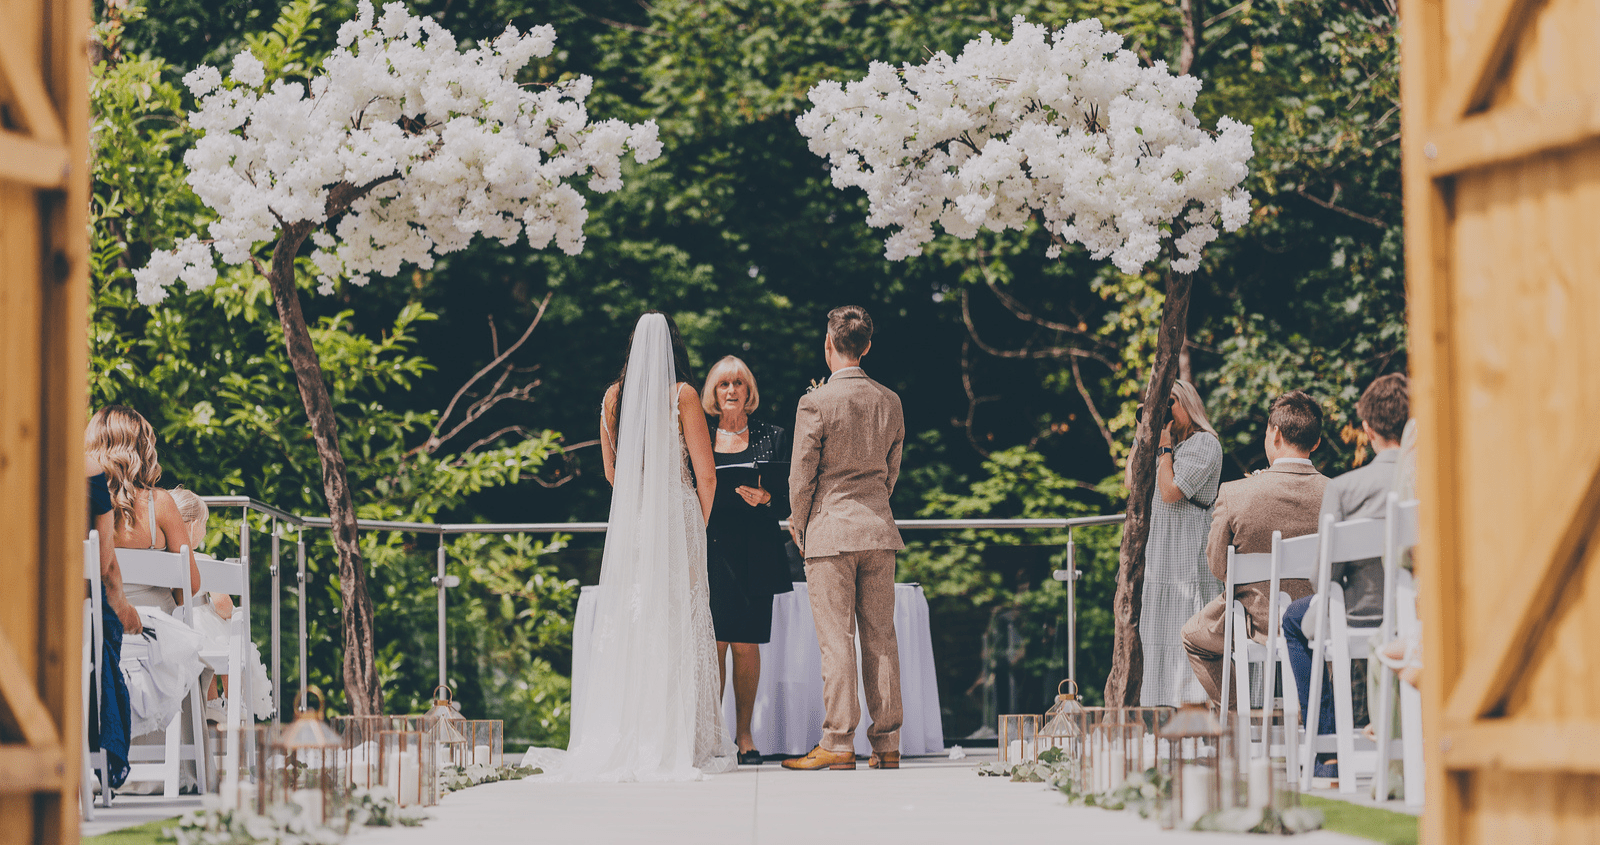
[0, 0, 90, 842]
[1401, 0, 1600, 839]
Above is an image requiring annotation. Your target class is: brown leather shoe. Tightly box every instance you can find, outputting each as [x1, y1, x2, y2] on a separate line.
[781, 745, 856, 770]
[868, 751, 900, 769]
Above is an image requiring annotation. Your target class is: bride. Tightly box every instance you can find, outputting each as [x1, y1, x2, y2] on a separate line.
[540, 312, 736, 781]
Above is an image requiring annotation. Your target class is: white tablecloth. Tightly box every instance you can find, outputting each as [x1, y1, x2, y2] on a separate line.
[573, 582, 944, 756]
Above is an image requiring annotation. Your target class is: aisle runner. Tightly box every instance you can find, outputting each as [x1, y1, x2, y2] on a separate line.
[572, 582, 944, 756]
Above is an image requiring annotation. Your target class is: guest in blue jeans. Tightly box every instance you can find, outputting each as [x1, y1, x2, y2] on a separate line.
[1282, 373, 1409, 776]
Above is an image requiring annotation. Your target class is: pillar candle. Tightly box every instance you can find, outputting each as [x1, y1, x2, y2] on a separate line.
[1181, 767, 1215, 823]
[474, 744, 491, 766]
[291, 788, 323, 822]
[1248, 757, 1271, 808]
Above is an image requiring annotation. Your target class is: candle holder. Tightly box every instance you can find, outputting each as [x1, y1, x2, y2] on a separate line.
[265, 691, 349, 833]
[1039, 680, 1086, 786]
[378, 729, 439, 807]
[333, 715, 409, 790]
[997, 714, 1042, 766]
[465, 720, 504, 768]
[1157, 701, 1240, 829]
[205, 723, 271, 815]
[421, 684, 472, 768]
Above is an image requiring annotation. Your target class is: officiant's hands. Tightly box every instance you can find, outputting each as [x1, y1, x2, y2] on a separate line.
[735, 485, 771, 506]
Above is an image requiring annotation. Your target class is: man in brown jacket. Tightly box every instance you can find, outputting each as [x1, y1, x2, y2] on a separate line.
[781, 305, 906, 771]
[1182, 391, 1329, 705]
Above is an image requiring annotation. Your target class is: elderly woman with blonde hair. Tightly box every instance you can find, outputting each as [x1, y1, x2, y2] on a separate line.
[1125, 378, 1225, 706]
[701, 355, 795, 764]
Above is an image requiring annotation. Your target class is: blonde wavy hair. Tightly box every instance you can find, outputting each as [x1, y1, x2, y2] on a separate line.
[1171, 379, 1218, 443]
[85, 406, 162, 532]
[169, 488, 209, 549]
[701, 355, 760, 416]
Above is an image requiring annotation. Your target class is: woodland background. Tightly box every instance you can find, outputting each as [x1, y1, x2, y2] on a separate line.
[90, 0, 1404, 745]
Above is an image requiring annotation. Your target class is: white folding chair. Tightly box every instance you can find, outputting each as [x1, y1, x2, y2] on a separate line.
[1372, 495, 1424, 806]
[82, 532, 107, 815]
[1300, 514, 1386, 793]
[194, 556, 257, 778]
[115, 546, 209, 795]
[1219, 531, 1318, 775]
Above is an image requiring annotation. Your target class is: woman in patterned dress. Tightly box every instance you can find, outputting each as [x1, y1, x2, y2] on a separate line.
[1130, 379, 1224, 707]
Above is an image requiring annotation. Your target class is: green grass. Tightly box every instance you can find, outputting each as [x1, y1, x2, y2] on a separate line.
[83, 817, 178, 845]
[1301, 795, 1419, 845]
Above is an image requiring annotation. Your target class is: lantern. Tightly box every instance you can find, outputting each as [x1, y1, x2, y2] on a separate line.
[378, 728, 439, 807]
[206, 723, 271, 815]
[1039, 680, 1086, 785]
[266, 691, 349, 832]
[1081, 706, 1174, 794]
[997, 714, 1042, 766]
[421, 684, 471, 768]
[465, 720, 504, 768]
[333, 715, 409, 789]
[1157, 701, 1239, 829]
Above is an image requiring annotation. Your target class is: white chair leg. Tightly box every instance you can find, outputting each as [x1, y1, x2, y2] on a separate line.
[159, 713, 182, 797]
[1400, 680, 1425, 807]
[189, 680, 210, 792]
[1373, 660, 1396, 800]
[1331, 647, 1358, 794]
[1278, 649, 1301, 783]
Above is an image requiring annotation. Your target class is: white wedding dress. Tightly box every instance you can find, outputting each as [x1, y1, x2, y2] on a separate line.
[526, 314, 736, 781]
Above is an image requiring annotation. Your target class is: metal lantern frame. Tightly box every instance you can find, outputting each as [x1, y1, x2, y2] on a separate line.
[421, 684, 472, 768]
[266, 691, 349, 832]
[377, 728, 440, 807]
[997, 714, 1043, 766]
[333, 715, 410, 790]
[464, 719, 505, 768]
[207, 723, 272, 815]
[1039, 680, 1087, 784]
[1080, 705, 1174, 794]
[1157, 702, 1240, 829]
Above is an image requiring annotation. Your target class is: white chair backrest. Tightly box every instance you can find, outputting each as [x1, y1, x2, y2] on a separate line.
[1324, 516, 1386, 563]
[1393, 499, 1419, 548]
[197, 557, 246, 597]
[1228, 549, 1275, 586]
[115, 546, 192, 590]
[85, 533, 103, 586]
[1275, 533, 1320, 580]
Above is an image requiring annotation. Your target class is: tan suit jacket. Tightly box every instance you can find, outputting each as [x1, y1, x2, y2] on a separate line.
[788, 369, 905, 558]
[1198, 462, 1329, 641]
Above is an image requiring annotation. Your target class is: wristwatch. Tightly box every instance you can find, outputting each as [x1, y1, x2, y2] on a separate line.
[1158, 446, 1174, 457]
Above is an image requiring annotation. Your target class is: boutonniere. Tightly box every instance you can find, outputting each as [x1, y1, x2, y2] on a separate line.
[805, 378, 825, 394]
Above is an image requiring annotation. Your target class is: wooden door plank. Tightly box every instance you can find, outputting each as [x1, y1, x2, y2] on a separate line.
[1443, 722, 1600, 771]
[1445, 455, 1600, 724]
[1428, 95, 1600, 176]
[0, 130, 67, 188]
[1433, 0, 1543, 122]
[0, 22, 62, 143]
[0, 747, 67, 793]
[0, 632, 59, 749]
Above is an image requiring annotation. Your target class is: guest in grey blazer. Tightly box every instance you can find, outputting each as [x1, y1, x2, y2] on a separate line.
[1182, 391, 1329, 705]
[1282, 373, 1409, 742]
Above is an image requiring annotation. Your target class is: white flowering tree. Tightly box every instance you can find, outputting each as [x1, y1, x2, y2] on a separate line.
[796, 17, 1253, 703]
[135, 1, 662, 714]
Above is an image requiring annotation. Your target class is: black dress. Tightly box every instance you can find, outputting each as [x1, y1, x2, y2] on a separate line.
[706, 422, 794, 644]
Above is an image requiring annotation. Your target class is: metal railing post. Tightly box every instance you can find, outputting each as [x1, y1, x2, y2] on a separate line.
[297, 528, 308, 713]
[270, 519, 281, 721]
[434, 535, 449, 690]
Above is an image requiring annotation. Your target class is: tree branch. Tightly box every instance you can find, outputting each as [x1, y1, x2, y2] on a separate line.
[958, 339, 999, 457]
[422, 292, 554, 453]
[1070, 356, 1117, 453]
[1295, 185, 1388, 227]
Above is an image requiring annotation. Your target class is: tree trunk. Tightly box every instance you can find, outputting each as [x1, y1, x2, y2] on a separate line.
[1179, 0, 1204, 75]
[1103, 270, 1193, 706]
[265, 222, 383, 716]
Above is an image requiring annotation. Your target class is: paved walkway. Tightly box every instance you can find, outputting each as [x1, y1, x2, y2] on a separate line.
[354, 754, 1373, 845]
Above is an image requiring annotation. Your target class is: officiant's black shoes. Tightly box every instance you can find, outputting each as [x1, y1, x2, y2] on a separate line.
[781, 744, 856, 770]
[738, 749, 763, 766]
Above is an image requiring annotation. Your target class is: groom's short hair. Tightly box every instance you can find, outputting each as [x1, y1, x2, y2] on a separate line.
[827, 305, 873, 359]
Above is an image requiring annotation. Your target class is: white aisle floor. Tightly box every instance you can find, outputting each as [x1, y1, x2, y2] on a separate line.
[352, 755, 1373, 845]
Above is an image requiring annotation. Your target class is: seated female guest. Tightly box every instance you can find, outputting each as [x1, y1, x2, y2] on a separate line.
[85, 406, 201, 611]
[702, 356, 795, 765]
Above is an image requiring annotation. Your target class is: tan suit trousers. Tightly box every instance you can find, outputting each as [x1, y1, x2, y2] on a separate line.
[805, 549, 902, 754]
[1181, 578, 1314, 705]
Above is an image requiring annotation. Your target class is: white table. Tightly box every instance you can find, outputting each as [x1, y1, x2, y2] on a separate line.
[573, 582, 944, 756]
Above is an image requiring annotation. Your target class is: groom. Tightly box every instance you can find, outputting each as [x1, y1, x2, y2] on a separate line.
[782, 305, 906, 771]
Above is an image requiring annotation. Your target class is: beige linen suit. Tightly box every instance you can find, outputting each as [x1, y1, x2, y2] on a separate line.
[1181, 462, 1328, 704]
[789, 369, 905, 754]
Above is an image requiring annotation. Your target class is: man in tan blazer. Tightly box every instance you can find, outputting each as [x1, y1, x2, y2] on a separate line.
[781, 305, 906, 771]
[1182, 390, 1328, 705]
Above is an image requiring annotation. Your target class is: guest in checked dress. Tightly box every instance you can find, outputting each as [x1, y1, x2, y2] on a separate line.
[702, 356, 795, 765]
[1129, 379, 1225, 706]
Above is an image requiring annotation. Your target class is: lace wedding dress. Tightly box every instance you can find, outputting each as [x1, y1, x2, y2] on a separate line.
[528, 314, 736, 781]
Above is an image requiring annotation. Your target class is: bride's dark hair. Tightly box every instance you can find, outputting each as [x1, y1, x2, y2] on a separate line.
[606, 311, 694, 440]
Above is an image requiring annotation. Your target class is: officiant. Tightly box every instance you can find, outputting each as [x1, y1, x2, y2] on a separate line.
[702, 355, 795, 765]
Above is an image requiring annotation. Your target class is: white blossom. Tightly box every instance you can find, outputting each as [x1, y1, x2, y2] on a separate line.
[136, 1, 661, 305]
[795, 16, 1253, 274]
